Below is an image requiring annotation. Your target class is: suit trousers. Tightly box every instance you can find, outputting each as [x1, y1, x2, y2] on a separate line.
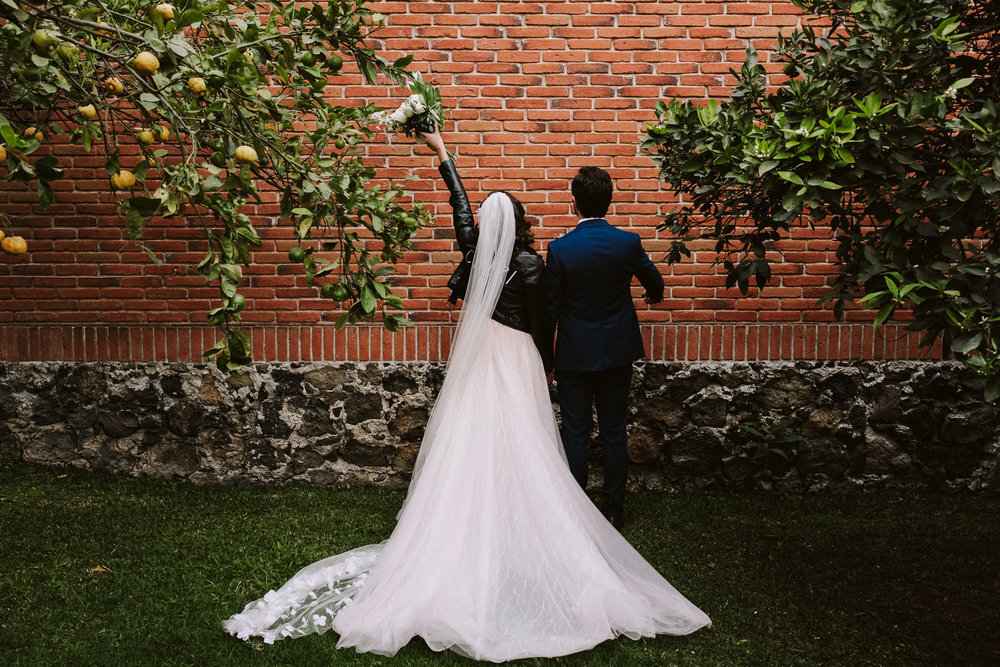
[555, 365, 632, 516]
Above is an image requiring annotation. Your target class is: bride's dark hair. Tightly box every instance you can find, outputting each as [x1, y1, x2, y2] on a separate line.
[490, 190, 534, 254]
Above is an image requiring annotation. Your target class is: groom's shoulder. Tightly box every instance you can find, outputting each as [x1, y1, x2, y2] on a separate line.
[548, 221, 638, 249]
[547, 230, 572, 250]
[604, 221, 642, 246]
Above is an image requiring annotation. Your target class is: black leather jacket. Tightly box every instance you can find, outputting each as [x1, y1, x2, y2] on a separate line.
[439, 160, 555, 371]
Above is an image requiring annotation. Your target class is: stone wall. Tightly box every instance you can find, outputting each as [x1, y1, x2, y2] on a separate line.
[1, 360, 997, 491]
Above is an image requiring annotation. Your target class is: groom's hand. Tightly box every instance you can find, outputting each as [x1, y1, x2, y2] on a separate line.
[545, 372, 555, 384]
[642, 290, 661, 305]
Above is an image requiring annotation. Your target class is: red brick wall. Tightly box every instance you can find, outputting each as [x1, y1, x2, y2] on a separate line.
[0, 1, 940, 363]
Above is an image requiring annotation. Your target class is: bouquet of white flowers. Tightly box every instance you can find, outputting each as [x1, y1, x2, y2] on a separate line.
[371, 73, 453, 157]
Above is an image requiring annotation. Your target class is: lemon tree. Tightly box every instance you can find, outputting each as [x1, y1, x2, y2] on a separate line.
[0, 0, 429, 369]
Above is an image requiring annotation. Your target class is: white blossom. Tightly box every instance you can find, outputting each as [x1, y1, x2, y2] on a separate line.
[407, 94, 427, 114]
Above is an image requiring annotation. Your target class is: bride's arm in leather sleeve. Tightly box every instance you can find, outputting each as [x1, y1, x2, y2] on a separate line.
[420, 131, 476, 256]
[523, 255, 555, 372]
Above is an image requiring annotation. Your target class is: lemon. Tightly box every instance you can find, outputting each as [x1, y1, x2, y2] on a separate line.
[188, 76, 207, 96]
[323, 283, 348, 301]
[56, 43, 79, 64]
[111, 171, 136, 190]
[105, 77, 124, 94]
[156, 3, 175, 20]
[78, 104, 98, 119]
[288, 246, 306, 262]
[31, 29, 58, 55]
[134, 51, 159, 76]
[234, 145, 258, 163]
[136, 129, 156, 145]
[1, 236, 28, 255]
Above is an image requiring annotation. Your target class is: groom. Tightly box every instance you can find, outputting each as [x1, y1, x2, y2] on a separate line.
[546, 166, 664, 530]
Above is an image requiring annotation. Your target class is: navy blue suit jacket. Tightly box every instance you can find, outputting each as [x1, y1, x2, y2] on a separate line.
[545, 219, 664, 372]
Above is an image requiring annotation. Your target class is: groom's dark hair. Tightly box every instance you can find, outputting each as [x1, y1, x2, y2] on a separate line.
[571, 166, 613, 218]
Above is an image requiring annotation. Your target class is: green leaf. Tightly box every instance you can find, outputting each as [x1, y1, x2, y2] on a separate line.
[359, 284, 376, 313]
[680, 153, 707, 173]
[130, 197, 161, 215]
[757, 161, 778, 175]
[203, 339, 227, 358]
[177, 8, 205, 27]
[143, 246, 164, 266]
[857, 291, 887, 304]
[985, 377, 1000, 403]
[874, 303, 894, 327]
[298, 217, 313, 239]
[37, 181, 53, 210]
[778, 171, 804, 185]
[951, 333, 982, 355]
[863, 245, 882, 266]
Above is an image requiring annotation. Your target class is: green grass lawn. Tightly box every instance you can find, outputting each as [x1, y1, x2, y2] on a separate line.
[2, 460, 998, 666]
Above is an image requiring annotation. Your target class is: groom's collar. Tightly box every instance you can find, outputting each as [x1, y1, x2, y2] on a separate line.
[576, 217, 607, 227]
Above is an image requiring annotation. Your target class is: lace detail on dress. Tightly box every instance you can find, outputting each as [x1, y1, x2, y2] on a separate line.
[223, 546, 382, 644]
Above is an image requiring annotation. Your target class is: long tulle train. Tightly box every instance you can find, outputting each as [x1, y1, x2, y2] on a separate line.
[225, 322, 710, 661]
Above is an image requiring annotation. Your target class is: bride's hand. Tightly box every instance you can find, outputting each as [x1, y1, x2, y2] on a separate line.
[417, 130, 449, 163]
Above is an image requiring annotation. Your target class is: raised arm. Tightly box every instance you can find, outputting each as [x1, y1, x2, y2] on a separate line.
[418, 131, 475, 255]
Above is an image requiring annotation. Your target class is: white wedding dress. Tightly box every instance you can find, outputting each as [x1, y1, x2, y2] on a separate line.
[224, 194, 711, 661]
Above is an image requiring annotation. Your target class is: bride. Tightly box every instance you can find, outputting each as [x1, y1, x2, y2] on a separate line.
[224, 132, 711, 661]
